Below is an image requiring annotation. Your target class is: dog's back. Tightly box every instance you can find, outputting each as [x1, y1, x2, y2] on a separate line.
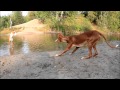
[57, 30, 100, 44]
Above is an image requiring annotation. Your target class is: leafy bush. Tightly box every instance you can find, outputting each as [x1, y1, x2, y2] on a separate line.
[52, 15, 92, 35]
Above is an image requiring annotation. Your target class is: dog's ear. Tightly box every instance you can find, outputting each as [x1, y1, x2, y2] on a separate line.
[58, 33, 64, 38]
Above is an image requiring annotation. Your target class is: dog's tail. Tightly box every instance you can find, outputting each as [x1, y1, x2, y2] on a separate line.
[97, 31, 119, 48]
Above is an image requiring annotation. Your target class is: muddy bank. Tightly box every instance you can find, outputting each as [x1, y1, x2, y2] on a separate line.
[0, 41, 120, 79]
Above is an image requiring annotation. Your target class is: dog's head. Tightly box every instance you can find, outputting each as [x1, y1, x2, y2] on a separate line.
[55, 33, 68, 43]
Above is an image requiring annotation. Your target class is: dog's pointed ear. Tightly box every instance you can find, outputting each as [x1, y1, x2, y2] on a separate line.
[58, 33, 64, 37]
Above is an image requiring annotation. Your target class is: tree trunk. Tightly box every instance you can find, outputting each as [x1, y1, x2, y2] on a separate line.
[56, 11, 59, 20]
[60, 11, 64, 18]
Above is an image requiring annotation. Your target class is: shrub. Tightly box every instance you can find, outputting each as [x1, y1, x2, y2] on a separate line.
[52, 15, 92, 35]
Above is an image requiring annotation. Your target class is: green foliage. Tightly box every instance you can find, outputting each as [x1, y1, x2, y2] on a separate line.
[1, 11, 120, 34]
[86, 11, 98, 23]
[105, 11, 120, 31]
[87, 11, 120, 32]
[26, 11, 36, 21]
[34, 11, 50, 21]
[52, 15, 92, 35]
[75, 16, 92, 31]
[11, 11, 25, 25]
[0, 16, 10, 30]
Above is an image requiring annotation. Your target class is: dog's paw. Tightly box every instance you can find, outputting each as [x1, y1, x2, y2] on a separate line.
[55, 54, 59, 57]
[116, 44, 119, 47]
[81, 57, 85, 60]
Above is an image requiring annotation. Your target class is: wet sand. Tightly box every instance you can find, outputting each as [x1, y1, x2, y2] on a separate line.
[0, 41, 120, 79]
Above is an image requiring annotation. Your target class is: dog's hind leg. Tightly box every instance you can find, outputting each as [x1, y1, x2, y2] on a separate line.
[81, 43, 93, 59]
[69, 47, 79, 55]
[92, 43, 98, 57]
[92, 38, 100, 57]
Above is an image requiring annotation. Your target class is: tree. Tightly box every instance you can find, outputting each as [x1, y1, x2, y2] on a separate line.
[0, 16, 10, 29]
[86, 11, 98, 23]
[26, 11, 36, 21]
[96, 11, 120, 31]
[11, 11, 24, 25]
[34, 11, 52, 22]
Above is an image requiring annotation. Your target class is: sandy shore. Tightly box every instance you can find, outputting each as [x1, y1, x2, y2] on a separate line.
[0, 41, 120, 79]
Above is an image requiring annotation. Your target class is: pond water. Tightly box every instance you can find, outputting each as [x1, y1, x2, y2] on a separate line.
[0, 33, 120, 57]
[0, 33, 67, 57]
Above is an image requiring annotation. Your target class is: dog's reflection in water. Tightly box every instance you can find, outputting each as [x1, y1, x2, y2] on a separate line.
[9, 42, 14, 55]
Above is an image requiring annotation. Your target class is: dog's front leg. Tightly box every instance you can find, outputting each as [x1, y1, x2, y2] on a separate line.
[55, 43, 73, 56]
[69, 47, 80, 55]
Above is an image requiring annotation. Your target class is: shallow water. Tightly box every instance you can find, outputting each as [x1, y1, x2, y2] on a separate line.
[0, 33, 120, 57]
[0, 33, 66, 57]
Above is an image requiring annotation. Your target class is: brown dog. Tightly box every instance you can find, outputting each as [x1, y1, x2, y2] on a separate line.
[55, 30, 119, 59]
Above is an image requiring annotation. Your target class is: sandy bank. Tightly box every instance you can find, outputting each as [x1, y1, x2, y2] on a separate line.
[0, 41, 120, 79]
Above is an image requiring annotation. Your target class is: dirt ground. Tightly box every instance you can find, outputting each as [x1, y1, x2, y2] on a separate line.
[0, 19, 120, 79]
[0, 41, 120, 79]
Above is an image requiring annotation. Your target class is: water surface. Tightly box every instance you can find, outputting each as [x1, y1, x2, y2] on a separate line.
[0, 33, 119, 57]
